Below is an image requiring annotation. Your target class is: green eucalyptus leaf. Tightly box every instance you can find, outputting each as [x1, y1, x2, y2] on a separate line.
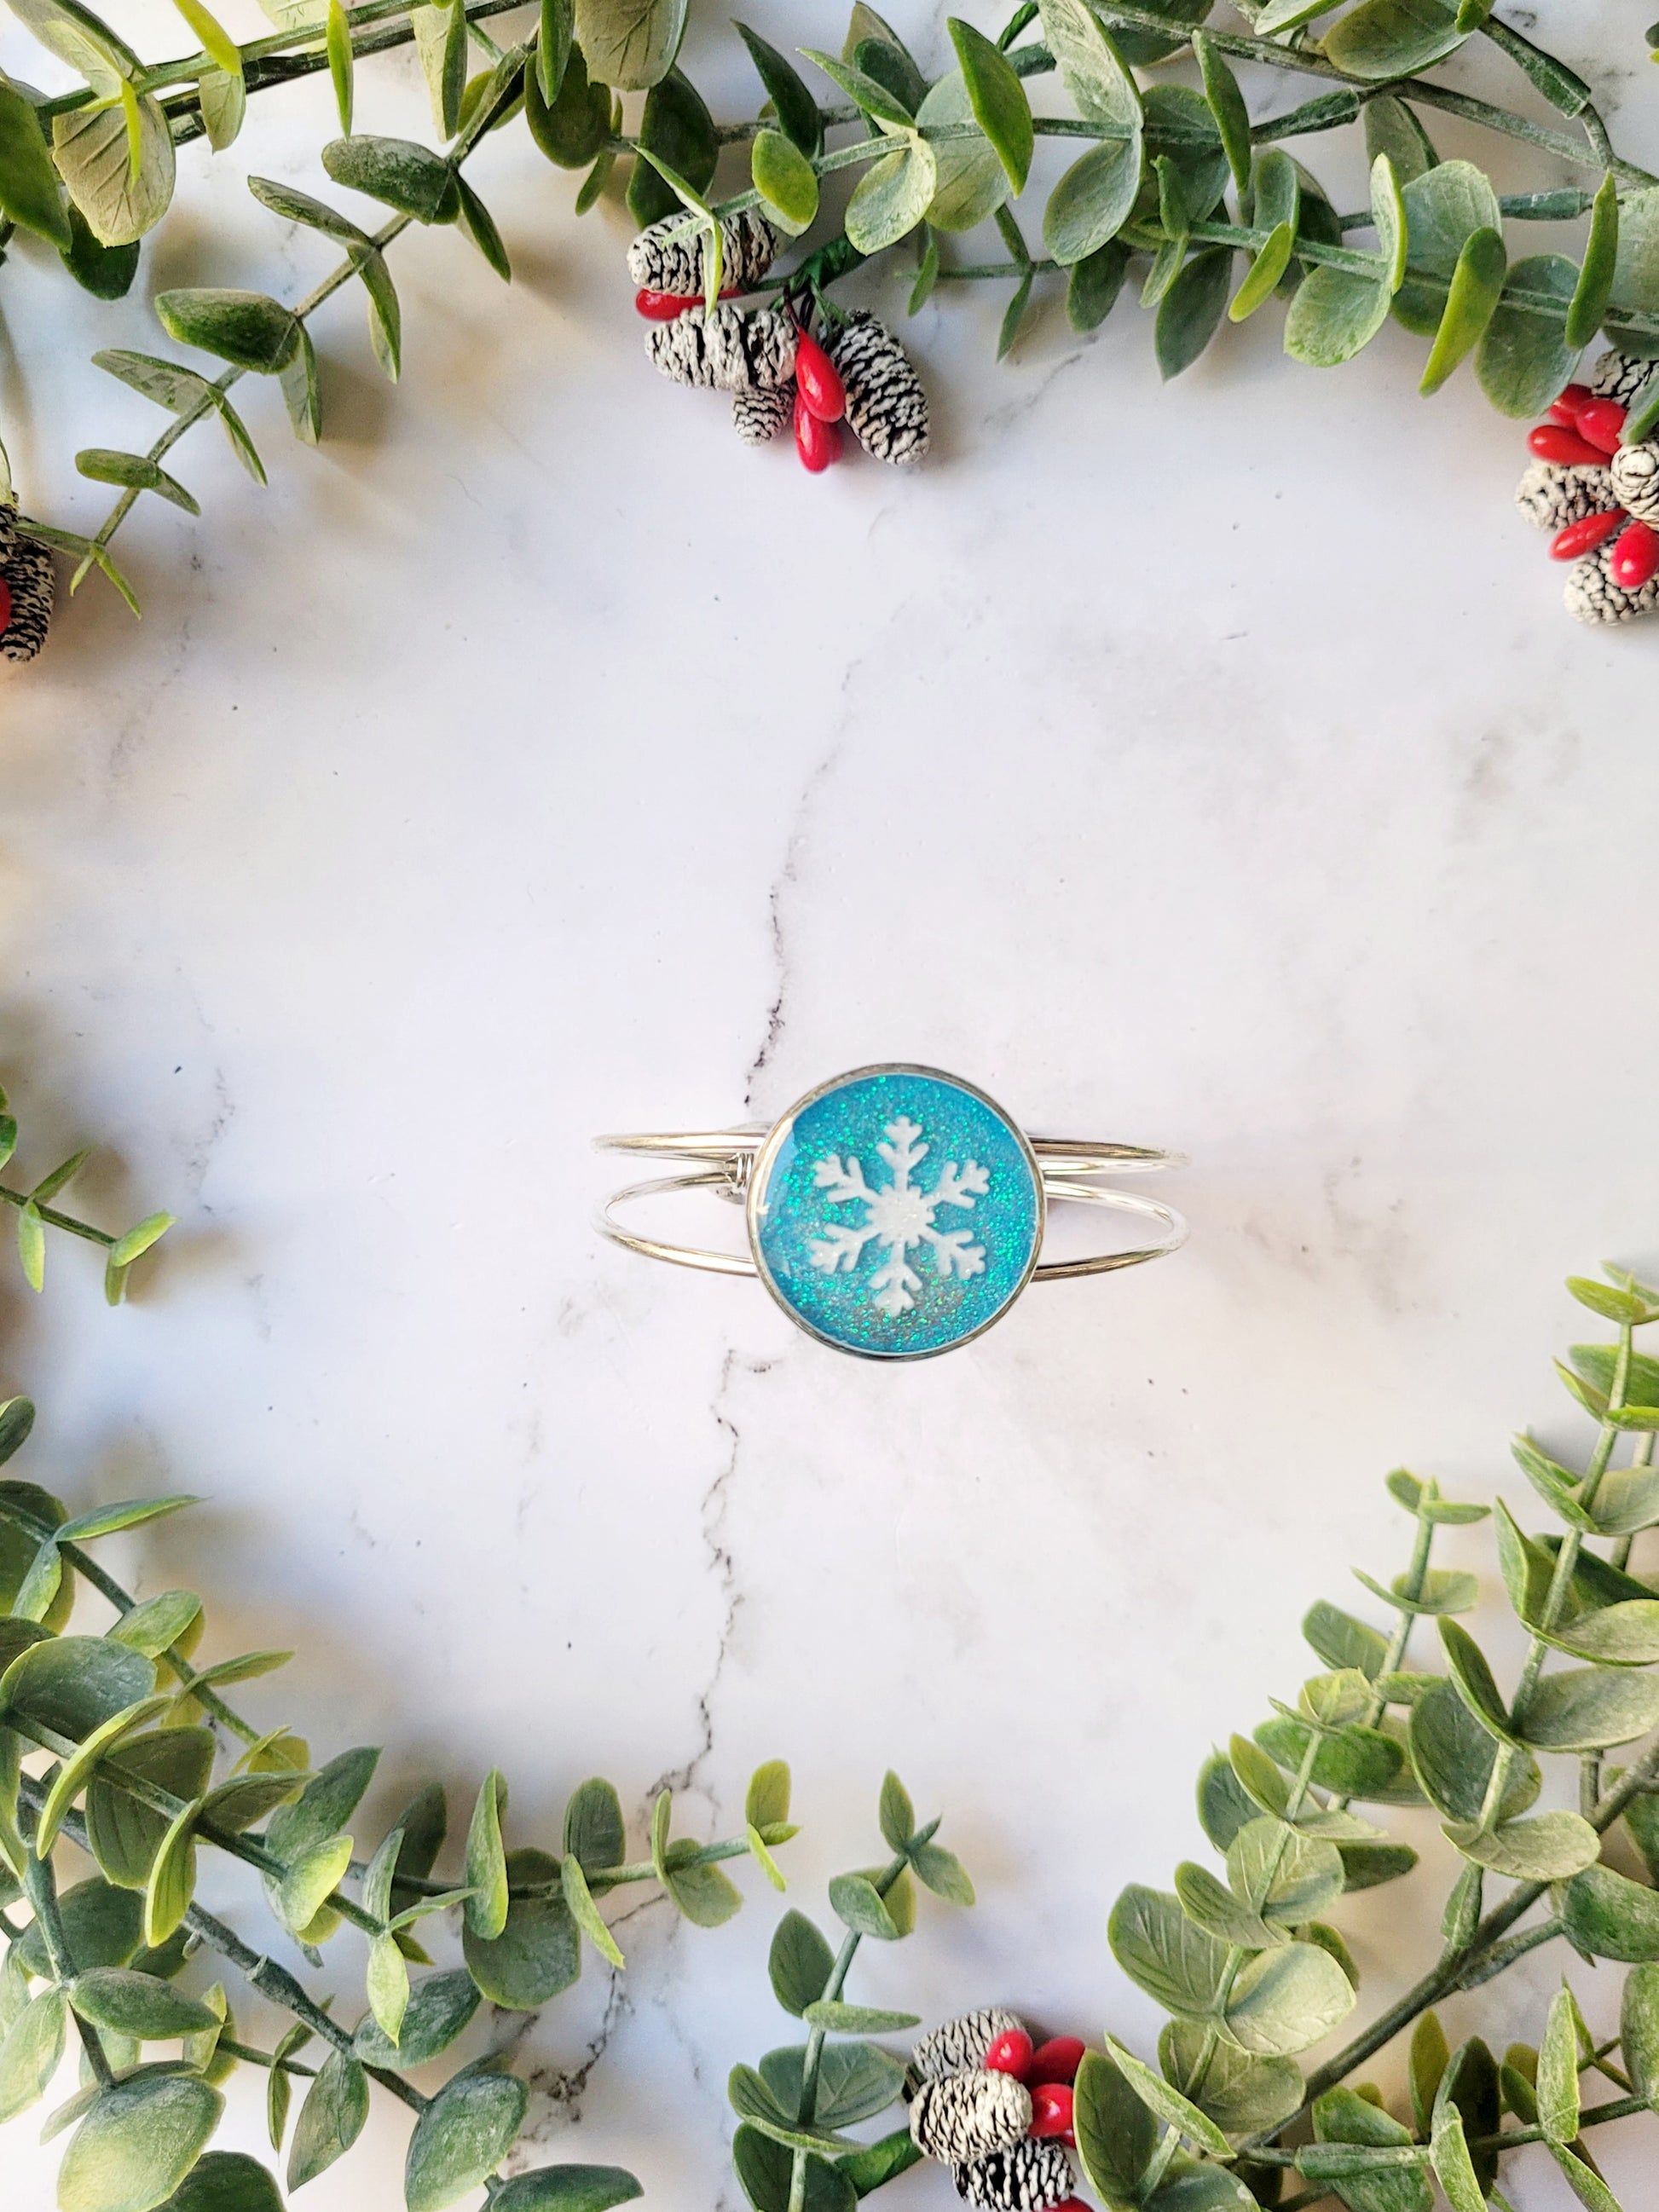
[1074, 2048, 1157, 2205]
[1477, 253, 1580, 417]
[917, 69, 1009, 235]
[1322, 0, 1464, 80]
[1043, 139, 1144, 266]
[524, 42, 611, 169]
[0, 1986, 66, 2123]
[732, 2126, 856, 2212]
[1309, 2086, 1431, 2212]
[12, 1878, 143, 1978]
[59, 2071, 223, 2212]
[3, 1634, 156, 1741]
[1621, 1960, 1659, 2105]
[1364, 93, 1437, 183]
[491, 2170, 644, 2212]
[1157, 246, 1231, 378]
[155, 288, 300, 374]
[759, 2039, 904, 2128]
[321, 133, 457, 222]
[1160, 2019, 1302, 2135]
[287, 2049, 368, 2190]
[1523, 1667, 1659, 1751]
[575, 0, 684, 90]
[1535, 1984, 1581, 2146]
[463, 1768, 509, 1938]
[1444, 1811, 1601, 1882]
[463, 1845, 579, 2007]
[68, 1968, 218, 2040]
[355, 1967, 479, 2065]
[845, 138, 936, 257]
[52, 93, 174, 247]
[1284, 259, 1391, 365]
[1561, 1863, 1659, 1961]
[751, 128, 818, 235]
[1221, 1940, 1357, 2056]
[1103, 2035, 1231, 2155]
[768, 1909, 834, 2016]
[1109, 1884, 1228, 2017]
[736, 24, 820, 157]
[828, 1870, 899, 1939]
[1037, 0, 1141, 133]
[1196, 1753, 1258, 1851]
[627, 66, 715, 228]
[1067, 239, 1130, 331]
[949, 17, 1032, 193]
[1393, 159, 1501, 336]
[0, 73, 72, 248]
[1408, 1679, 1540, 1825]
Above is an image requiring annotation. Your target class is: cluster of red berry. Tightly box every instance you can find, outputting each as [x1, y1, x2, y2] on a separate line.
[633, 289, 848, 472]
[981, 2027, 1087, 2203]
[1528, 388, 1659, 588]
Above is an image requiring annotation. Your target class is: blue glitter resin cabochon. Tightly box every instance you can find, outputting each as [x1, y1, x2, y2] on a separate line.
[749, 1067, 1043, 1359]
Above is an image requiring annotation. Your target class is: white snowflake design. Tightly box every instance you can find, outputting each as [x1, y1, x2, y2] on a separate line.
[806, 1116, 990, 1319]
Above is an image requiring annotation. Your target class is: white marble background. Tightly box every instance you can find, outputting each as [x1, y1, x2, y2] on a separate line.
[7, 2, 1659, 2205]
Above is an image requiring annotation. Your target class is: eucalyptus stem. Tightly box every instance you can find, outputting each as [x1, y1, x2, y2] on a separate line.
[19, 1846, 115, 2088]
[0, 1185, 115, 1250]
[786, 1849, 910, 2212]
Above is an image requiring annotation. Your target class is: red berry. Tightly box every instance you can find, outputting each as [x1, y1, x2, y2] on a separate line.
[634, 286, 743, 319]
[1551, 508, 1627, 560]
[1549, 382, 1593, 426]
[983, 2029, 1035, 2078]
[1528, 425, 1609, 468]
[794, 332, 846, 424]
[0, 575, 10, 641]
[1610, 518, 1659, 589]
[1028, 2082, 1075, 2143]
[1027, 2036, 1086, 2086]
[1575, 398, 1628, 453]
[794, 390, 841, 472]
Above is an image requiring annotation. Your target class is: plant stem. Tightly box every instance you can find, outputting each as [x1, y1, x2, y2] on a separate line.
[20, 1847, 114, 2088]
[786, 1851, 910, 2212]
[0, 1186, 115, 1250]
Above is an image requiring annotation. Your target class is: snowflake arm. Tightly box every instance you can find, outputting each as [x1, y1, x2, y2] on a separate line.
[920, 1224, 986, 1281]
[812, 1154, 874, 1206]
[809, 1221, 881, 1274]
[870, 1250, 923, 1316]
[928, 1160, 989, 1210]
[876, 1116, 928, 1187]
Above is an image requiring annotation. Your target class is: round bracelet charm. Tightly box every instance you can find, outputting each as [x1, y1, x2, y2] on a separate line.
[746, 1066, 1043, 1360]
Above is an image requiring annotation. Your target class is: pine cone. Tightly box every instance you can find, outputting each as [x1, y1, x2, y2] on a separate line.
[645, 303, 796, 392]
[1610, 438, 1659, 525]
[955, 2141, 1077, 2211]
[910, 2073, 1032, 2164]
[733, 381, 795, 445]
[1513, 460, 1613, 534]
[1, 528, 55, 667]
[1564, 540, 1659, 625]
[627, 210, 779, 297]
[1589, 348, 1656, 407]
[828, 312, 930, 466]
[913, 2010, 1026, 2082]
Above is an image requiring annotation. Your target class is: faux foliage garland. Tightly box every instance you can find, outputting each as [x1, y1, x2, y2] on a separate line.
[3, 0, 1659, 643]
[712, 1266, 1659, 2212]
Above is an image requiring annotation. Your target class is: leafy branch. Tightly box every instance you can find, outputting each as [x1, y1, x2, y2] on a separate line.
[7, 0, 1659, 635]
[0, 1087, 173, 1304]
[0, 1394, 795, 2211]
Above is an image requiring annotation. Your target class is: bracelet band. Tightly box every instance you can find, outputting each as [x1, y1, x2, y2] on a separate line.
[597, 1063, 1187, 1360]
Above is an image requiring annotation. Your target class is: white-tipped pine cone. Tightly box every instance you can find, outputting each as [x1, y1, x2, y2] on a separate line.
[733, 381, 795, 445]
[955, 2141, 1078, 2211]
[910, 2072, 1032, 2164]
[2, 525, 55, 666]
[1564, 540, 1659, 624]
[1513, 460, 1614, 534]
[1589, 347, 1656, 407]
[913, 2010, 1026, 2082]
[646, 304, 796, 393]
[828, 312, 929, 466]
[627, 210, 779, 297]
[1609, 438, 1659, 525]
